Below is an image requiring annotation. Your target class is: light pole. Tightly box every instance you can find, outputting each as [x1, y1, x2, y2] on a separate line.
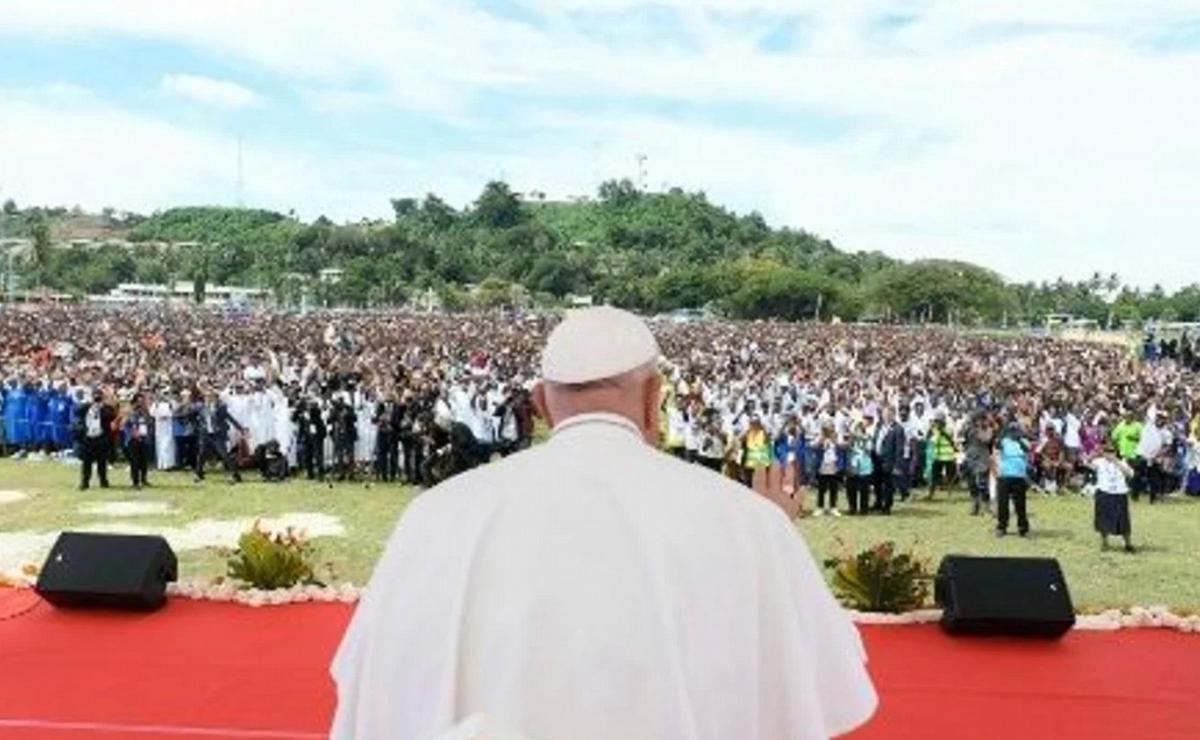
[0, 186, 11, 302]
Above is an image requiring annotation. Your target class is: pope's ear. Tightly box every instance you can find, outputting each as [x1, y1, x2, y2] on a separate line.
[531, 381, 552, 428]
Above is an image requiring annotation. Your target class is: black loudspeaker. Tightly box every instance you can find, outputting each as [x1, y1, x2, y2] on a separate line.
[936, 555, 1075, 638]
[36, 532, 177, 611]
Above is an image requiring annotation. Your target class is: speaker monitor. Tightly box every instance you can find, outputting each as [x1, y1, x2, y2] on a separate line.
[936, 555, 1075, 638]
[36, 532, 178, 611]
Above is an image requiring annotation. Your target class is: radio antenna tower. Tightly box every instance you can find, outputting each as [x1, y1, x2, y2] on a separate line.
[236, 134, 245, 207]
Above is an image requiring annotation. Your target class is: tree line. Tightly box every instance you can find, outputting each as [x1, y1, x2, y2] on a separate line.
[1, 184, 1197, 325]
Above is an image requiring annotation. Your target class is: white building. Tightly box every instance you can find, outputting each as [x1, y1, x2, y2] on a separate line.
[90, 281, 271, 307]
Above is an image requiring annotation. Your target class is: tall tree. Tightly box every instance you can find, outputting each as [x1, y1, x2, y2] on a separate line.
[472, 181, 524, 229]
[30, 213, 52, 268]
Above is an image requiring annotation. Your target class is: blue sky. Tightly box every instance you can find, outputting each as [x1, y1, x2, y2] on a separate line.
[1, 0, 1198, 289]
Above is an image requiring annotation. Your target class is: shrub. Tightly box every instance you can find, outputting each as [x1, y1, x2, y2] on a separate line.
[225, 521, 322, 590]
[824, 541, 932, 613]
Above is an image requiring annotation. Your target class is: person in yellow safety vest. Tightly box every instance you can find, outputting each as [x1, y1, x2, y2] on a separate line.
[658, 380, 680, 453]
[927, 416, 959, 499]
[663, 400, 686, 458]
[744, 416, 771, 493]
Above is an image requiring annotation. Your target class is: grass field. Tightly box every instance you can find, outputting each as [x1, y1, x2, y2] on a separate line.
[2, 459, 1197, 612]
[0, 460, 414, 585]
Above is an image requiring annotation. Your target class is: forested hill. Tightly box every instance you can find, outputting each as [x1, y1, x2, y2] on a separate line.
[2, 181, 1197, 325]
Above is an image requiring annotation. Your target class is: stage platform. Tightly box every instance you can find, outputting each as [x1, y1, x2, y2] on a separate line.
[1, 588, 1196, 739]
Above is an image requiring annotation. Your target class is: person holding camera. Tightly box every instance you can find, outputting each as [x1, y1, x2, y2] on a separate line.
[330, 395, 358, 482]
[373, 390, 402, 482]
[123, 392, 155, 489]
[296, 399, 328, 481]
[76, 387, 116, 490]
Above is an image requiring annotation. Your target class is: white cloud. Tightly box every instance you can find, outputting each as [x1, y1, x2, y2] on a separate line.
[0, 92, 288, 213]
[1, 1, 1199, 287]
[160, 73, 260, 108]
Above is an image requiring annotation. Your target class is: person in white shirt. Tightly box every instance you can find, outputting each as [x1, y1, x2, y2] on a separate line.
[331, 307, 876, 740]
[1089, 442, 1136, 553]
[682, 400, 701, 463]
[466, 395, 495, 449]
[1136, 414, 1165, 502]
[266, 382, 296, 467]
[908, 399, 931, 484]
[1063, 407, 1082, 478]
[433, 393, 455, 432]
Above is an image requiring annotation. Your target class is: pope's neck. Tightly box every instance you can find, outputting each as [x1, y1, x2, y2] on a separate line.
[551, 411, 648, 444]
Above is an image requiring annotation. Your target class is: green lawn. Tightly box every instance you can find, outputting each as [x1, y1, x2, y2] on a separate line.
[2, 459, 1197, 612]
[0, 460, 413, 585]
[796, 491, 1200, 613]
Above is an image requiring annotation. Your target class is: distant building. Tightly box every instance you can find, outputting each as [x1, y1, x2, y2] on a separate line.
[90, 281, 270, 307]
[565, 293, 594, 308]
[1, 238, 33, 255]
[319, 268, 344, 285]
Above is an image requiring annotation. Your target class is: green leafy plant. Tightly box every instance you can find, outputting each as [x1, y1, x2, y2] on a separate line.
[824, 540, 932, 613]
[225, 521, 323, 590]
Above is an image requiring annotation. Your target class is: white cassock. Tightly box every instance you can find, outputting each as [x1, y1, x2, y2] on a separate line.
[266, 386, 295, 462]
[356, 396, 377, 463]
[249, 391, 274, 450]
[332, 412, 876, 740]
[150, 400, 176, 470]
[226, 393, 250, 444]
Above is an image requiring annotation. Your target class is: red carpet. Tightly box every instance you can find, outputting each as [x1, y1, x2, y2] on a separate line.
[1, 588, 1197, 739]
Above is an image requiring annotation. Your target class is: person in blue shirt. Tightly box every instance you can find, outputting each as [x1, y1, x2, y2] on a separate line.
[995, 421, 1031, 537]
[846, 422, 875, 516]
[29, 383, 52, 453]
[1, 381, 13, 452]
[50, 383, 76, 452]
[5, 380, 29, 452]
[812, 423, 848, 517]
[771, 420, 804, 517]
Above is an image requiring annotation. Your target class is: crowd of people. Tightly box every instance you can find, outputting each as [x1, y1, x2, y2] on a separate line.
[2, 305, 1199, 544]
[1, 307, 543, 489]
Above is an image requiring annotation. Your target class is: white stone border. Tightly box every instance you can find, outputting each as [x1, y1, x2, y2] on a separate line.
[847, 608, 943, 625]
[5, 582, 1199, 632]
[165, 581, 363, 606]
[845, 604, 1200, 633]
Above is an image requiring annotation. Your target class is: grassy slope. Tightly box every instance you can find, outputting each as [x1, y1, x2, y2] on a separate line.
[2, 459, 1197, 611]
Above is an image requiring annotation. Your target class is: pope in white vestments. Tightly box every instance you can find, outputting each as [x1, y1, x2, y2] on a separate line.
[331, 306, 876, 740]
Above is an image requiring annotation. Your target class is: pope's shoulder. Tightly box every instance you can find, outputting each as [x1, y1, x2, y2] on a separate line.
[404, 437, 791, 530]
